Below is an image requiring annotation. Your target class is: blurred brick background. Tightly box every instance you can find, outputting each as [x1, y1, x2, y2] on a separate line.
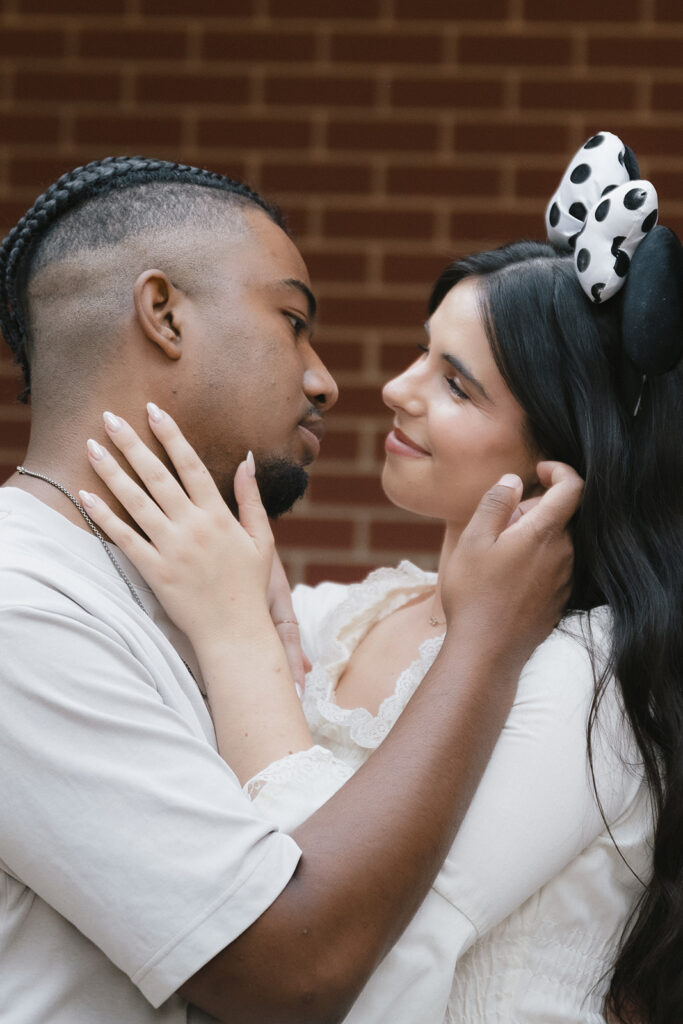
[1, 0, 682, 583]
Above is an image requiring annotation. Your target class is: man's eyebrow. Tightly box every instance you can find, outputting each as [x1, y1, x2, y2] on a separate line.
[283, 278, 317, 322]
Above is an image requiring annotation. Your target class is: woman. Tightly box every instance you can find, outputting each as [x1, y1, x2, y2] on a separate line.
[81, 166, 682, 1020]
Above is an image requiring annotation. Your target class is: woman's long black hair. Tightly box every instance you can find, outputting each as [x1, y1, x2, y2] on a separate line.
[429, 241, 683, 1024]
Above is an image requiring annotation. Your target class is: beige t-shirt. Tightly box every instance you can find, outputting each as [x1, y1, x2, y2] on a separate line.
[0, 488, 302, 1023]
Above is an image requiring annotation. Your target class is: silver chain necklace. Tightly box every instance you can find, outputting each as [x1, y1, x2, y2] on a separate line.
[17, 465, 149, 616]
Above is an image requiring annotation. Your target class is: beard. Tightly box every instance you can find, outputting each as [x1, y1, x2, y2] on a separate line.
[254, 457, 309, 518]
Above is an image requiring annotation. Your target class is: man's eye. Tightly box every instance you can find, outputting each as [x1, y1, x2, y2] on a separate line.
[285, 312, 307, 334]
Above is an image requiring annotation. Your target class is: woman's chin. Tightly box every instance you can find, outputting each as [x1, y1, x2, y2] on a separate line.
[381, 463, 440, 519]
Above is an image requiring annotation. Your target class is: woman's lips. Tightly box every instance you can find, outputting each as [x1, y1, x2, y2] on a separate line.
[385, 427, 430, 458]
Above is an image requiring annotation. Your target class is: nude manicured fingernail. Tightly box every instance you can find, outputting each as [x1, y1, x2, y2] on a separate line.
[246, 450, 256, 478]
[87, 439, 106, 460]
[147, 402, 163, 423]
[103, 411, 122, 432]
[78, 490, 98, 508]
[295, 683, 303, 700]
[497, 473, 521, 489]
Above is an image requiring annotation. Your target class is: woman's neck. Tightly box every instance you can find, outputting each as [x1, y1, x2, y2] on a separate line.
[430, 524, 461, 625]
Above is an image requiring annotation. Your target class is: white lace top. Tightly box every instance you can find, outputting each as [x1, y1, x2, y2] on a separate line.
[248, 562, 653, 1024]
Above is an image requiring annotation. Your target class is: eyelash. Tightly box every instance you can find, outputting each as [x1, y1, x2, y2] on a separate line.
[285, 312, 308, 336]
[415, 343, 469, 400]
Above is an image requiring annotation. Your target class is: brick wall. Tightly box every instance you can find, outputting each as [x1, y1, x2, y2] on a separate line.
[1, 0, 682, 584]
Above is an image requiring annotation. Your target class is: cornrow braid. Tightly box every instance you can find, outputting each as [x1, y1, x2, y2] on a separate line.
[0, 156, 285, 402]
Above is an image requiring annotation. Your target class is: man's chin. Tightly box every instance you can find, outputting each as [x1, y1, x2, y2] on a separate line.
[255, 457, 309, 518]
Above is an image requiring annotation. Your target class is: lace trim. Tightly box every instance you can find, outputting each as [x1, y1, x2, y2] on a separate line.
[244, 744, 353, 799]
[302, 561, 444, 750]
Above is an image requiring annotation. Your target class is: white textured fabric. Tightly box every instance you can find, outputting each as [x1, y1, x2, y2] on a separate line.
[0, 488, 308, 1024]
[290, 562, 653, 1024]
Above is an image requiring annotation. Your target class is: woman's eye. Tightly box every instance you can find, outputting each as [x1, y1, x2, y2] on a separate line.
[416, 342, 429, 356]
[446, 376, 468, 400]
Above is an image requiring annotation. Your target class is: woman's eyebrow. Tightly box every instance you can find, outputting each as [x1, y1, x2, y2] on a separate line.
[441, 352, 490, 400]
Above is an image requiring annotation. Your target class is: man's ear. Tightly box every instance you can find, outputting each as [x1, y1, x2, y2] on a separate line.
[133, 269, 183, 361]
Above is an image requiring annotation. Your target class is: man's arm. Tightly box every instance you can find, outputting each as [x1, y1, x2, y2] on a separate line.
[179, 464, 582, 1024]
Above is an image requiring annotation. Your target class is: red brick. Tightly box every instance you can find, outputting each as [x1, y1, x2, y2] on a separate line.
[664, 214, 683, 237]
[450, 210, 541, 241]
[519, 78, 637, 111]
[380, 340, 425, 373]
[327, 119, 438, 152]
[77, 28, 188, 61]
[261, 161, 372, 195]
[201, 30, 316, 63]
[0, 372, 31, 402]
[458, 32, 572, 67]
[134, 73, 249, 106]
[311, 339, 365, 371]
[370, 519, 443, 552]
[301, 251, 370, 285]
[655, 0, 683, 18]
[390, 76, 503, 110]
[455, 121, 569, 155]
[308, 473, 387, 506]
[651, 81, 683, 113]
[197, 158, 249, 183]
[8, 155, 94, 191]
[523, 0, 640, 17]
[304, 563, 376, 585]
[0, 28, 67, 58]
[73, 113, 183, 147]
[322, 297, 423, 329]
[646, 168, 683, 199]
[264, 74, 376, 108]
[335, 386, 385, 416]
[382, 253, 450, 287]
[142, 0, 253, 13]
[19, 0, 124, 10]
[330, 32, 442, 64]
[0, 113, 60, 146]
[319, 428, 359, 460]
[588, 36, 683, 69]
[394, 0, 506, 17]
[278, 203, 310, 237]
[197, 116, 312, 150]
[273, 517, 353, 548]
[387, 164, 500, 198]
[0, 198, 32, 231]
[14, 70, 121, 104]
[322, 208, 434, 241]
[270, 0, 381, 15]
[515, 167, 563, 199]
[613, 124, 683, 157]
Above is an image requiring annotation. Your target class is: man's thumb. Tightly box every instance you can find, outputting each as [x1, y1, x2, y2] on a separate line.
[464, 474, 523, 544]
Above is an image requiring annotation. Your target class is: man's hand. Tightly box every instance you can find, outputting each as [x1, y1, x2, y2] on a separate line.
[442, 461, 583, 665]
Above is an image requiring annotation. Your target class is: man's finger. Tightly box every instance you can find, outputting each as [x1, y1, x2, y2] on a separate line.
[522, 462, 584, 534]
[461, 473, 523, 545]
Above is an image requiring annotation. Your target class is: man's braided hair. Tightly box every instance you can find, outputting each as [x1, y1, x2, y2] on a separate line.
[0, 156, 286, 402]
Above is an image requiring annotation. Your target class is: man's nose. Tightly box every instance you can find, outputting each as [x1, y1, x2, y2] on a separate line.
[303, 347, 339, 410]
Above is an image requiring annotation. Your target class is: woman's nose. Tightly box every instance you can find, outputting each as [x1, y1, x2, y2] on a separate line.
[382, 363, 425, 416]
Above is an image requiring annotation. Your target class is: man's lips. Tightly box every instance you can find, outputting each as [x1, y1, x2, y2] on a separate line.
[298, 417, 325, 458]
[385, 426, 430, 458]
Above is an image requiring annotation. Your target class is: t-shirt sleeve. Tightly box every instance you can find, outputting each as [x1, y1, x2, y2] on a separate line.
[431, 622, 643, 941]
[0, 603, 302, 1009]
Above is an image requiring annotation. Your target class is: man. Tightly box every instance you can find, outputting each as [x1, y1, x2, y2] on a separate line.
[0, 157, 580, 1023]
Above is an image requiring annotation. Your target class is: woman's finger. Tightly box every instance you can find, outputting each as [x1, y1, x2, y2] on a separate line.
[233, 453, 275, 559]
[78, 488, 159, 577]
[86, 438, 172, 543]
[102, 411, 191, 520]
[145, 403, 226, 511]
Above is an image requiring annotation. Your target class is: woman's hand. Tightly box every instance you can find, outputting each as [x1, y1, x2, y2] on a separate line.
[80, 403, 313, 782]
[441, 462, 583, 666]
[80, 404, 275, 651]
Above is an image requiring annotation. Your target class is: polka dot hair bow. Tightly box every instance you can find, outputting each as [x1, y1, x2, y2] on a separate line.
[545, 131, 658, 304]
